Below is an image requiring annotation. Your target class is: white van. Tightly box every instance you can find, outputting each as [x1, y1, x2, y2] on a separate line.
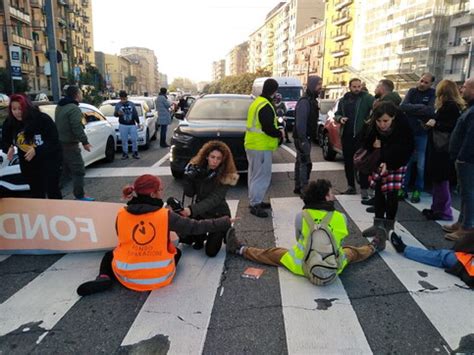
[251, 77, 303, 130]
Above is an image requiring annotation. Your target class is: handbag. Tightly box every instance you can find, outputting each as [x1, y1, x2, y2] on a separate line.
[432, 130, 450, 152]
[353, 148, 381, 174]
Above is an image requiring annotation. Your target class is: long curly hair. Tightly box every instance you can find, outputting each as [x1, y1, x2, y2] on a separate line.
[189, 140, 238, 185]
[435, 79, 466, 111]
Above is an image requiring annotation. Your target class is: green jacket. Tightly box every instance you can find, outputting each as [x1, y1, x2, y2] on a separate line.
[379, 91, 402, 106]
[55, 100, 89, 145]
[334, 92, 375, 138]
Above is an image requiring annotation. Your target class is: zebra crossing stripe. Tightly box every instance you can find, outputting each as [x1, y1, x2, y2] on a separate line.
[0, 252, 102, 337]
[336, 194, 474, 350]
[0, 255, 9, 262]
[406, 192, 460, 227]
[271, 197, 372, 354]
[120, 200, 239, 354]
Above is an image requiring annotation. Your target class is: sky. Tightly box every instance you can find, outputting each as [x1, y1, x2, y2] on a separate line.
[91, 0, 284, 83]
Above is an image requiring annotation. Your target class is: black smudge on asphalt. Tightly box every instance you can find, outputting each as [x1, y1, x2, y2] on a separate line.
[314, 298, 338, 310]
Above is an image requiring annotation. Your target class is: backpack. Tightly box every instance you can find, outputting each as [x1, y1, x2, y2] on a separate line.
[302, 211, 343, 286]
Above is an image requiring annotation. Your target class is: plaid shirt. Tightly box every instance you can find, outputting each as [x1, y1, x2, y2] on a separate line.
[370, 166, 407, 193]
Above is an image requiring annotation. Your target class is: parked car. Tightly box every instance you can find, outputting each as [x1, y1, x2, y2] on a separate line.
[99, 99, 157, 150]
[0, 102, 117, 193]
[321, 103, 343, 161]
[170, 94, 253, 178]
[316, 99, 338, 145]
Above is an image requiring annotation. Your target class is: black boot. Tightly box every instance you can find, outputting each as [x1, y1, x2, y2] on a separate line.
[390, 232, 406, 253]
[205, 232, 224, 257]
[77, 275, 112, 296]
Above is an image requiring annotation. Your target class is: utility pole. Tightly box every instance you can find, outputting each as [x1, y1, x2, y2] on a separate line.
[466, 36, 473, 80]
[44, 0, 61, 101]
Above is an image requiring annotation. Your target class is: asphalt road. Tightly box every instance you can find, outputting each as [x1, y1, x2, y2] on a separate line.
[0, 124, 472, 355]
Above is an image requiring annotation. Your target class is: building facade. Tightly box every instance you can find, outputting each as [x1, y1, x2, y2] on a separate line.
[225, 41, 249, 76]
[95, 51, 132, 94]
[120, 47, 159, 95]
[294, 21, 325, 86]
[212, 59, 225, 81]
[0, 0, 94, 95]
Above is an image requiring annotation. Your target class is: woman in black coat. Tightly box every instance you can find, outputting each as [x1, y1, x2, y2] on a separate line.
[2, 94, 62, 199]
[423, 80, 464, 221]
[180, 140, 239, 257]
[360, 102, 414, 250]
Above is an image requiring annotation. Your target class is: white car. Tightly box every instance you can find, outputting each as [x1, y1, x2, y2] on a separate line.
[129, 96, 160, 130]
[99, 99, 157, 150]
[0, 103, 117, 193]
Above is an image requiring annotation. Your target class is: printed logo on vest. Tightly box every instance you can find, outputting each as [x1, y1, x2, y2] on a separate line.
[132, 221, 156, 245]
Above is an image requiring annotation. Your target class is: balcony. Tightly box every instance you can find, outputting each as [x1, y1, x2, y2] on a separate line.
[30, 0, 43, 8]
[329, 65, 347, 74]
[332, 31, 350, 42]
[58, 0, 67, 6]
[12, 34, 33, 48]
[32, 19, 44, 28]
[84, 31, 91, 38]
[334, 0, 353, 11]
[57, 17, 67, 27]
[446, 43, 470, 56]
[36, 66, 45, 75]
[331, 49, 349, 58]
[332, 13, 351, 26]
[34, 43, 46, 52]
[83, 15, 90, 23]
[22, 63, 35, 73]
[82, 0, 89, 6]
[9, 7, 31, 24]
[451, 14, 474, 28]
[443, 69, 465, 83]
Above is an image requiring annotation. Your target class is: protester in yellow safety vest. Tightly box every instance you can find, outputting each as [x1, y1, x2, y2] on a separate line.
[226, 179, 377, 279]
[391, 232, 474, 288]
[244, 78, 284, 218]
[77, 174, 233, 296]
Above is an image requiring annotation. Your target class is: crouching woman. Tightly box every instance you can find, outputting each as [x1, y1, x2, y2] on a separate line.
[77, 174, 232, 296]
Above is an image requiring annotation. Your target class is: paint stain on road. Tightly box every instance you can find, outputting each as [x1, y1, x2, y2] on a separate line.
[118, 334, 170, 355]
[314, 298, 338, 310]
[417, 271, 428, 278]
[418, 280, 438, 291]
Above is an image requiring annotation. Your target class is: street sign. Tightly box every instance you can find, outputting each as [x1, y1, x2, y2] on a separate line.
[9, 46, 22, 80]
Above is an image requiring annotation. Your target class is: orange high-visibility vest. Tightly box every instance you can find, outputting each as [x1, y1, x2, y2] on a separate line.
[455, 252, 474, 276]
[112, 207, 176, 291]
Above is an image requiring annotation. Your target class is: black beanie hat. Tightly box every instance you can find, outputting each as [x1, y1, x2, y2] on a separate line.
[262, 78, 279, 97]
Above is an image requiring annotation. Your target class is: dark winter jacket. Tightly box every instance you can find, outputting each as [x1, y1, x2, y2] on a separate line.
[259, 95, 283, 138]
[376, 91, 402, 106]
[1, 110, 62, 167]
[335, 91, 375, 138]
[55, 97, 89, 145]
[449, 100, 474, 164]
[293, 96, 319, 143]
[121, 195, 231, 237]
[400, 87, 435, 136]
[113, 101, 140, 126]
[361, 113, 414, 170]
[428, 100, 462, 182]
[183, 169, 239, 219]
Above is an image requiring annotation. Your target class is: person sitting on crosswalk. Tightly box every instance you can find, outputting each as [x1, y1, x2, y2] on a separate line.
[77, 174, 233, 296]
[226, 179, 378, 283]
[390, 233, 473, 289]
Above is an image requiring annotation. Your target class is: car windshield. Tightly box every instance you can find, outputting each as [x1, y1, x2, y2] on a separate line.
[278, 87, 302, 101]
[187, 97, 252, 121]
[99, 103, 143, 116]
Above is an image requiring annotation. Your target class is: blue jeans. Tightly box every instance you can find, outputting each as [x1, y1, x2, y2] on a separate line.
[456, 161, 474, 228]
[403, 134, 427, 191]
[404, 246, 457, 269]
[119, 124, 138, 154]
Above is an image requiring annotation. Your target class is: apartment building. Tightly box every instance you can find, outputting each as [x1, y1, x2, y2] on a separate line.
[120, 53, 149, 95]
[0, 0, 94, 95]
[95, 51, 132, 93]
[444, 0, 474, 84]
[225, 41, 249, 76]
[120, 47, 159, 95]
[294, 21, 325, 87]
[212, 59, 225, 81]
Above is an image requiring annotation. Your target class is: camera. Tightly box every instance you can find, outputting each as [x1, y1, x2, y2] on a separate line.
[166, 197, 184, 213]
[184, 163, 205, 179]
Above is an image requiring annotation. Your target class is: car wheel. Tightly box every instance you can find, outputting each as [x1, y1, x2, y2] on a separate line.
[171, 168, 183, 179]
[322, 131, 336, 161]
[143, 130, 150, 150]
[104, 136, 115, 163]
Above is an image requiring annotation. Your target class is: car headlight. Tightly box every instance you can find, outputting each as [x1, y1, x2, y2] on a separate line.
[172, 132, 193, 143]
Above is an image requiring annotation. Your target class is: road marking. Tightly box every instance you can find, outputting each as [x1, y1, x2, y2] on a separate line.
[151, 153, 171, 168]
[280, 144, 297, 158]
[271, 197, 372, 354]
[405, 192, 460, 228]
[86, 162, 344, 178]
[0, 252, 102, 337]
[0, 255, 10, 262]
[336, 194, 474, 350]
[120, 200, 239, 354]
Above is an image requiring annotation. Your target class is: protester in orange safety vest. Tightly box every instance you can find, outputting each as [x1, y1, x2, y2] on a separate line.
[390, 233, 474, 288]
[77, 174, 233, 295]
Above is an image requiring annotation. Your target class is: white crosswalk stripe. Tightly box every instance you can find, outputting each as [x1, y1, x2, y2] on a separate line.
[272, 197, 372, 354]
[406, 192, 460, 228]
[336, 194, 474, 350]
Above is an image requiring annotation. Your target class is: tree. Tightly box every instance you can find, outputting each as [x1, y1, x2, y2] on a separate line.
[0, 68, 30, 95]
[169, 77, 197, 93]
[80, 64, 105, 92]
[201, 70, 272, 95]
